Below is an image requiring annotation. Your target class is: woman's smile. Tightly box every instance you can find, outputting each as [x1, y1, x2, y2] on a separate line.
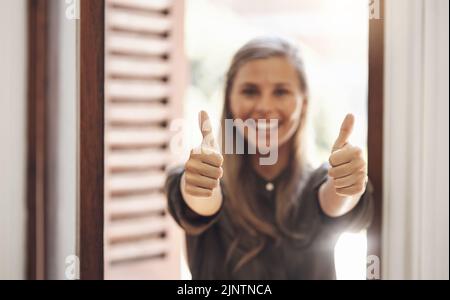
[229, 57, 305, 150]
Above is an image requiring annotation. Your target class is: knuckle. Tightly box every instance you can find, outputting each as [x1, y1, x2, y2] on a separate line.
[352, 159, 364, 170]
[358, 182, 366, 191]
[211, 167, 222, 179]
[336, 188, 346, 197]
[208, 179, 219, 189]
[185, 173, 195, 184]
[211, 153, 223, 166]
[185, 160, 195, 172]
[359, 160, 366, 169]
[185, 186, 195, 195]
[204, 182, 214, 189]
[357, 171, 366, 180]
[217, 154, 224, 166]
[329, 155, 336, 166]
[354, 147, 363, 156]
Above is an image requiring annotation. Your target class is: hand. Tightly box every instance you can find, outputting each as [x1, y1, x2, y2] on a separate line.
[183, 111, 223, 198]
[327, 114, 368, 197]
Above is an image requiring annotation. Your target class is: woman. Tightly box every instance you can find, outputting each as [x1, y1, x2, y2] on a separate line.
[165, 37, 373, 280]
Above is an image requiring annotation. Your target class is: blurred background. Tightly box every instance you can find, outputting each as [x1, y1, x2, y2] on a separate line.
[0, 0, 448, 280]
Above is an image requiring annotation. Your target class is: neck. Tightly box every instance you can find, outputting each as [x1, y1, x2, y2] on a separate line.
[251, 142, 291, 181]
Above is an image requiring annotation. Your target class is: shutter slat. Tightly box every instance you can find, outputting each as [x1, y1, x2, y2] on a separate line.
[109, 240, 168, 263]
[107, 0, 173, 12]
[108, 217, 167, 241]
[108, 194, 166, 216]
[108, 9, 172, 34]
[107, 127, 170, 148]
[107, 33, 171, 56]
[108, 57, 170, 78]
[108, 80, 170, 100]
[109, 172, 166, 193]
[108, 149, 169, 170]
[109, 103, 170, 124]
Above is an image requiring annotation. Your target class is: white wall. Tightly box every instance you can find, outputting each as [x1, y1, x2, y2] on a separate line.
[0, 0, 27, 280]
[383, 0, 449, 280]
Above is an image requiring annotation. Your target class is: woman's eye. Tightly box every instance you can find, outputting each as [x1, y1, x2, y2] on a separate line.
[242, 89, 259, 97]
[274, 89, 290, 97]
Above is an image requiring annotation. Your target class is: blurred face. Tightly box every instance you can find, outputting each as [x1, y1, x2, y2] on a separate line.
[229, 57, 305, 151]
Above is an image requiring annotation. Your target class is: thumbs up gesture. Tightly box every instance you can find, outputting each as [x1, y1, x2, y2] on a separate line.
[182, 111, 223, 200]
[327, 114, 368, 197]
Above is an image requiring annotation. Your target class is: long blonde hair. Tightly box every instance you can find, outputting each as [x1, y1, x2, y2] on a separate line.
[220, 37, 311, 273]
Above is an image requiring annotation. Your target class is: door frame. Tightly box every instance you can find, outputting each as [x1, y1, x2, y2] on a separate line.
[367, 0, 384, 278]
[79, 0, 105, 280]
[26, 0, 49, 280]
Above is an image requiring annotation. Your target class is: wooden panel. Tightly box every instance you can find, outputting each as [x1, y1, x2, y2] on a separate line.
[79, 0, 105, 280]
[26, 0, 48, 280]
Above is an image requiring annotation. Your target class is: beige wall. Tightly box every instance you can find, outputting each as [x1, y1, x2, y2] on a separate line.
[0, 0, 27, 280]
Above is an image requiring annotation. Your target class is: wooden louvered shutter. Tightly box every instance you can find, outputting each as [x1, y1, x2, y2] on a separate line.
[104, 0, 185, 279]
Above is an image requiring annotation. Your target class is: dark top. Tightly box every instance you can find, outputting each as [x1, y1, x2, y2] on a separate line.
[165, 164, 373, 280]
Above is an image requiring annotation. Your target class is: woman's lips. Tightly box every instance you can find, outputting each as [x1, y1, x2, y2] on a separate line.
[254, 120, 281, 132]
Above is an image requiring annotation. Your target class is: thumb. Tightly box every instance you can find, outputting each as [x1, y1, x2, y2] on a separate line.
[198, 110, 218, 150]
[332, 113, 355, 152]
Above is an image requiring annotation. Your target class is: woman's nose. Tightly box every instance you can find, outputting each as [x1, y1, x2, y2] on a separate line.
[255, 93, 276, 115]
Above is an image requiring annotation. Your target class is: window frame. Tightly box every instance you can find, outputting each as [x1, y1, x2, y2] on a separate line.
[27, 0, 384, 280]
